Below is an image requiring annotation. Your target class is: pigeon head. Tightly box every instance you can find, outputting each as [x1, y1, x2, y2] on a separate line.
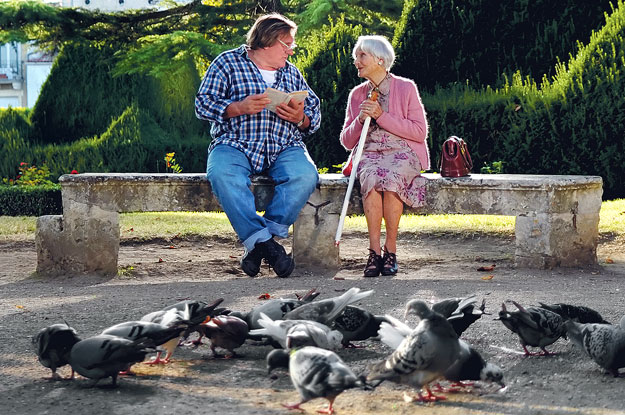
[404, 300, 431, 320]
[266, 349, 289, 375]
[481, 362, 505, 387]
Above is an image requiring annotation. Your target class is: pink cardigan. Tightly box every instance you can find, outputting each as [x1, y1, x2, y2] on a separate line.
[339, 74, 430, 170]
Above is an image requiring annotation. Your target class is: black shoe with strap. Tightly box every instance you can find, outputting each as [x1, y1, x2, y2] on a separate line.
[381, 247, 398, 276]
[263, 238, 295, 278]
[363, 249, 382, 277]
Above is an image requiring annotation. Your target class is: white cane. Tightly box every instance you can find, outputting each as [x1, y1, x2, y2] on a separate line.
[335, 89, 379, 246]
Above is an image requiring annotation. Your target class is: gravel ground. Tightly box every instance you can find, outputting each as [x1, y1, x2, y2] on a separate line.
[0, 231, 624, 415]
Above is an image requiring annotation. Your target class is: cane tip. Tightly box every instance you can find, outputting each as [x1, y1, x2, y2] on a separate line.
[334, 241, 340, 247]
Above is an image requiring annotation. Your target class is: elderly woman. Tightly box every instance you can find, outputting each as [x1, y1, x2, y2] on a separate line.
[339, 35, 429, 277]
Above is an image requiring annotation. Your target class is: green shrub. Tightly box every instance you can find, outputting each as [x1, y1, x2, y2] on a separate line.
[296, 18, 362, 169]
[24, 104, 209, 180]
[393, 0, 613, 92]
[424, 0, 625, 198]
[0, 184, 62, 216]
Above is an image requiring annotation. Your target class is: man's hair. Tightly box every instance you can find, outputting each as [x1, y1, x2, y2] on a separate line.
[246, 13, 297, 50]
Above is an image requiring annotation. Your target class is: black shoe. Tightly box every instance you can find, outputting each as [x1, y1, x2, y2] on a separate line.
[240, 243, 265, 277]
[381, 247, 398, 276]
[363, 249, 382, 277]
[262, 238, 295, 278]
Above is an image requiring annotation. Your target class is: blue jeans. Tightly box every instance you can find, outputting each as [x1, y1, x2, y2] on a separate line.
[207, 144, 319, 251]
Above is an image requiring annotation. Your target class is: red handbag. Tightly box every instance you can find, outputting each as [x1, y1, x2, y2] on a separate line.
[341, 150, 354, 176]
[440, 136, 473, 177]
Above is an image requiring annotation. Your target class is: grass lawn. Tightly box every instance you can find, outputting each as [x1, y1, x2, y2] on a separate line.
[0, 199, 623, 242]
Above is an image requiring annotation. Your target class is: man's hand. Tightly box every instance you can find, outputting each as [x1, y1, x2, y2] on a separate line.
[276, 99, 305, 125]
[225, 94, 271, 118]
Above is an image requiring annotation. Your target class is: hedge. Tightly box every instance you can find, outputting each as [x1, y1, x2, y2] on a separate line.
[0, 184, 61, 216]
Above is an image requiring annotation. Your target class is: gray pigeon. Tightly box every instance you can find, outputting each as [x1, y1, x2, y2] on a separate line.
[538, 302, 610, 324]
[282, 346, 368, 414]
[249, 312, 343, 350]
[378, 314, 504, 390]
[367, 300, 461, 402]
[196, 315, 249, 358]
[266, 349, 290, 375]
[565, 315, 625, 377]
[332, 305, 389, 347]
[498, 301, 567, 356]
[101, 320, 188, 365]
[230, 288, 320, 331]
[432, 295, 488, 337]
[68, 334, 154, 387]
[32, 323, 81, 380]
[284, 287, 374, 326]
[160, 298, 224, 344]
[140, 306, 190, 363]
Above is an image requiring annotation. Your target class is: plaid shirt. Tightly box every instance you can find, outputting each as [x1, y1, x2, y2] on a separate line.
[195, 45, 321, 173]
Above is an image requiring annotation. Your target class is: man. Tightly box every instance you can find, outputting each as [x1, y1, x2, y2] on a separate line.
[195, 13, 321, 278]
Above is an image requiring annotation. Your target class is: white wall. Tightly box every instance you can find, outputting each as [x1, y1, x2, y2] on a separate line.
[26, 63, 53, 108]
[0, 96, 20, 108]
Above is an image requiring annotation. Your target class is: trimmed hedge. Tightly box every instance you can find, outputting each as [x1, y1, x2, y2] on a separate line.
[0, 184, 61, 216]
[423, 0, 625, 199]
[296, 19, 362, 169]
[393, 0, 613, 92]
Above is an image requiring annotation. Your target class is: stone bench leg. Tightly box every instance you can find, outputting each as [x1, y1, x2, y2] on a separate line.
[514, 211, 599, 268]
[292, 188, 340, 270]
[36, 205, 120, 276]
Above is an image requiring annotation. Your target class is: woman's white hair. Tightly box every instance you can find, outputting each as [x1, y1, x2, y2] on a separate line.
[352, 35, 395, 71]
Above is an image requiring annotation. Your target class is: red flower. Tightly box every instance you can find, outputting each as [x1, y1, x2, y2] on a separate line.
[20, 162, 27, 166]
[71, 170, 78, 174]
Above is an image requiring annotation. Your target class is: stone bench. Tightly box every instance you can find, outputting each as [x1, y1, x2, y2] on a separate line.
[35, 173, 603, 276]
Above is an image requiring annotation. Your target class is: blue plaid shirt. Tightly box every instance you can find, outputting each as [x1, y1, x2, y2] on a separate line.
[195, 45, 321, 173]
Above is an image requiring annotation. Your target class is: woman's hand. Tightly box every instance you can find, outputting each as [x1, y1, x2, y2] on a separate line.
[358, 98, 382, 123]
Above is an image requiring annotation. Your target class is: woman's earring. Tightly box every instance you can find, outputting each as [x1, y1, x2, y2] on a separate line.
[378, 60, 383, 66]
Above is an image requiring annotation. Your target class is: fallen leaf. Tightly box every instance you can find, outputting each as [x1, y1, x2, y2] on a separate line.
[333, 277, 346, 280]
[15, 305, 25, 309]
[605, 258, 614, 264]
[258, 293, 271, 300]
[481, 275, 494, 280]
[157, 258, 164, 263]
[168, 245, 176, 249]
[477, 264, 496, 272]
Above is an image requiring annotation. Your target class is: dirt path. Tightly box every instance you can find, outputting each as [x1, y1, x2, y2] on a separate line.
[1, 232, 624, 415]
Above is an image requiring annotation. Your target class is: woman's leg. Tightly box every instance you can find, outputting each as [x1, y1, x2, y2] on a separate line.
[363, 189, 384, 255]
[382, 191, 404, 253]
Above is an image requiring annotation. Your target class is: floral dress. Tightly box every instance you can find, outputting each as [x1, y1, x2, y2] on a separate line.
[356, 75, 427, 208]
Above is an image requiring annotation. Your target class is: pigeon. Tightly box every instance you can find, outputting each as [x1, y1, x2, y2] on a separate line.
[196, 315, 249, 358]
[248, 313, 343, 350]
[101, 320, 188, 365]
[367, 300, 461, 402]
[432, 295, 488, 337]
[231, 288, 320, 331]
[68, 334, 154, 387]
[160, 298, 225, 344]
[32, 323, 81, 380]
[538, 302, 610, 324]
[140, 306, 190, 363]
[379, 314, 505, 390]
[565, 316, 625, 377]
[284, 287, 374, 326]
[332, 305, 389, 348]
[282, 346, 369, 415]
[266, 348, 290, 375]
[498, 301, 567, 356]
